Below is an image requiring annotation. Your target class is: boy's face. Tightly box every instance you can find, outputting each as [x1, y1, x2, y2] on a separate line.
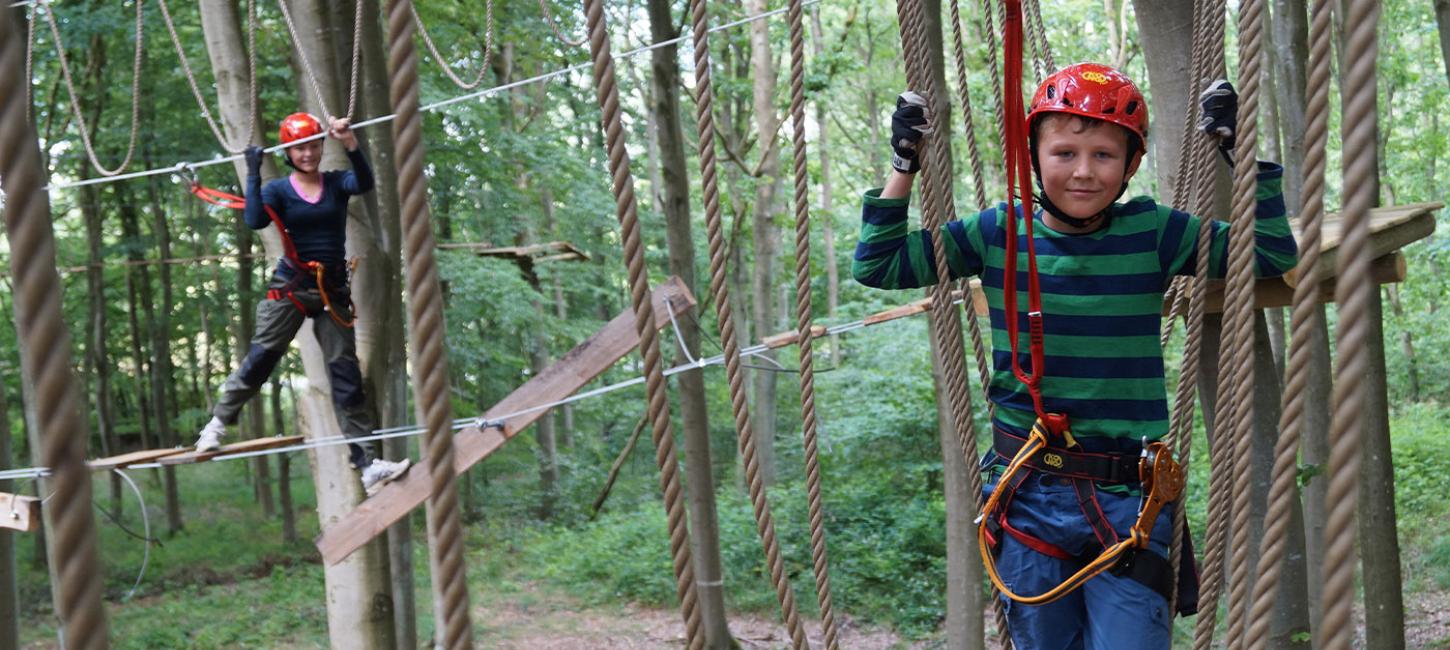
[1035, 116, 1138, 231]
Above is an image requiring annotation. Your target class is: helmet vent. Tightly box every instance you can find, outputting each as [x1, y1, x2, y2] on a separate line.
[1125, 100, 1139, 115]
[1060, 97, 1073, 107]
[1046, 85, 1056, 99]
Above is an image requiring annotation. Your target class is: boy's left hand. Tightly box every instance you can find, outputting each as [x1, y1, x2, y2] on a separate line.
[1198, 79, 1237, 161]
[329, 117, 359, 151]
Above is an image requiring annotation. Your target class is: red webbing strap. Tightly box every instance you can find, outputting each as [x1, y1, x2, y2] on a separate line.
[188, 183, 302, 265]
[1001, 0, 1055, 430]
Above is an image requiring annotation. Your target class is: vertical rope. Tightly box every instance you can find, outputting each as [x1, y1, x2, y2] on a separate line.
[380, 2, 474, 647]
[580, 2, 707, 647]
[0, 7, 109, 648]
[946, 0, 1009, 644]
[1244, 0, 1332, 645]
[1221, 0, 1266, 644]
[685, 0, 809, 645]
[785, 0, 841, 646]
[1319, 1, 1377, 647]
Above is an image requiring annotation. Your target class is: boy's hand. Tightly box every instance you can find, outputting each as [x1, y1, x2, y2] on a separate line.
[891, 91, 933, 174]
[329, 117, 359, 151]
[1198, 79, 1237, 162]
[244, 145, 265, 177]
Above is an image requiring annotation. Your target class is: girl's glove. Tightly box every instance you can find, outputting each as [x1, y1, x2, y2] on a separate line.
[244, 145, 265, 177]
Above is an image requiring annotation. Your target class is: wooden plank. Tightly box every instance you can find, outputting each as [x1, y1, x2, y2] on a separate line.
[88, 447, 190, 470]
[317, 277, 696, 566]
[156, 435, 305, 466]
[1197, 252, 1406, 314]
[0, 492, 41, 533]
[1305, 202, 1439, 277]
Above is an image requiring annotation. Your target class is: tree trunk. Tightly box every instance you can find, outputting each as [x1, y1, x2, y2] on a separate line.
[747, 0, 783, 487]
[1436, 0, 1450, 88]
[1385, 285, 1418, 400]
[810, 7, 841, 363]
[1270, 0, 1308, 212]
[355, 1, 418, 645]
[273, 377, 298, 544]
[1358, 291, 1405, 650]
[648, 0, 732, 644]
[201, 0, 395, 646]
[918, 0, 985, 644]
[1134, 0, 1196, 197]
[122, 207, 155, 455]
[1300, 307, 1333, 634]
[81, 180, 122, 517]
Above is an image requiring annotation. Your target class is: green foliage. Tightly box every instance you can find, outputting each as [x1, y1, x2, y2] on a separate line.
[1389, 402, 1450, 591]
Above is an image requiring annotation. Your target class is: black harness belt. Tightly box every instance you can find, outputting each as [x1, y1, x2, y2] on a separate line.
[992, 427, 1140, 484]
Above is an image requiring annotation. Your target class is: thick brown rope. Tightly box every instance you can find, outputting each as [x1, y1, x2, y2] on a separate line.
[581, 1, 706, 647]
[1319, 1, 1378, 648]
[1243, 0, 1332, 645]
[412, 0, 494, 90]
[946, 1, 1009, 644]
[381, 2, 474, 647]
[0, 7, 109, 648]
[1221, 0, 1267, 644]
[158, 0, 258, 153]
[785, 0, 841, 646]
[1165, 1, 1227, 618]
[685, 0, 809, 645]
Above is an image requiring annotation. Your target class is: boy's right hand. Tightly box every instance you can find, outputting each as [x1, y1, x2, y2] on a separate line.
[244, 145, 265, 177]
[891, 91, 933, 174]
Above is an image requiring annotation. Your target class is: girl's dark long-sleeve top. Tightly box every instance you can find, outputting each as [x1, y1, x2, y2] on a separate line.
[243, 148, 374, 280]
[852, 162, 1298, 445]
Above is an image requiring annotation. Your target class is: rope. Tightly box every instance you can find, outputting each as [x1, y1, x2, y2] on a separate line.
[44, 1, 811, 192]
[41, 0, 144, 175]
[785, 0, 839, 645]
[111, 469, 153, 602]
[157, 0, 258, 153]
[581, 1, 704, 646]
[946, 0, 1008, 643]
[1219, 0, 1268, 644]
[412, 0, 494, 90]
[540, 0, 587, 47]
[279, 0, 363, 122]
[1243, 0, 1332, 645]
[25, 1, 34, 124]
[382, 1, 474, 647]
[1319, 2, 1377, 648]
[684, 0, 810, 644]
[0, 5, 109, 646]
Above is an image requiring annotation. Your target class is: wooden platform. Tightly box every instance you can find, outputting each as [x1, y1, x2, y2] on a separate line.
[317, 277, 695, 565]
[0, 492, 41, 533]
[1198, 201, 1440, 313]
[87, 435, 305, 470]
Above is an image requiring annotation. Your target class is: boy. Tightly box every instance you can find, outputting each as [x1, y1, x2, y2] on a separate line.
[853, 63, 1297, 649]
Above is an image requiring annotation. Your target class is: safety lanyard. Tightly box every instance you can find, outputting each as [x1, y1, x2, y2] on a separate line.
[1000, 0, 1052, 425]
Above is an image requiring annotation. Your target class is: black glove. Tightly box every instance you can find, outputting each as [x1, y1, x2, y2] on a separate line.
[1197, 79, 1237, 164]
[890, 91, 933, 174]
[244, 145, 265, 177]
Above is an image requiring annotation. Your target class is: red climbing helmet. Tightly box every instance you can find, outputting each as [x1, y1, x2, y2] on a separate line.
[1027, 62, 1148, 143]
[278, 112, 324, 144]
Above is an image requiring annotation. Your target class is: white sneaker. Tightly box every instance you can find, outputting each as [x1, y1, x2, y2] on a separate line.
[195, 417, 227, 452]
[361, 458, 411, 496]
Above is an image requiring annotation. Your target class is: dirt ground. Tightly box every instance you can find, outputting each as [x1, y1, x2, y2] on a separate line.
[476, 584, 916, 649]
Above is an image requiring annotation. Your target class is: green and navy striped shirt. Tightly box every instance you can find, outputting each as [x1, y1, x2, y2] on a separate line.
[853, 163, 1298, 445]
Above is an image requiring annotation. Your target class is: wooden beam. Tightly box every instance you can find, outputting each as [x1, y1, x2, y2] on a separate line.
[317, 277, 696, 565]
[0, 492, 40, 533]
[155, 435, 305, 466]
[88, 447, 190, 471]
[1199, 252, 1405, 314]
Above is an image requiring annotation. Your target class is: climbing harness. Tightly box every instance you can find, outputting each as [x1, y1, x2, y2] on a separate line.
[185, 179, 356, 329]
[975, 0, 1188, 608]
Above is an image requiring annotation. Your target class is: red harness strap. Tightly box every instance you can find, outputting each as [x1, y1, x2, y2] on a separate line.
[188, 182, 354, 328]
[1000, 0, 1066, 436]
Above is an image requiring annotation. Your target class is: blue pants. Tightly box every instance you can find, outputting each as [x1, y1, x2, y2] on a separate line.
[987, 473, 1174, 650]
